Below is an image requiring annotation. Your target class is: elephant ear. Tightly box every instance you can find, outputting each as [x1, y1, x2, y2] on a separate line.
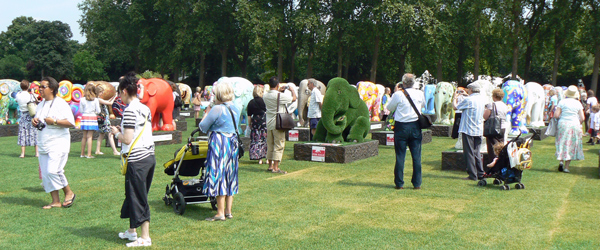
[147, 82, 158, 97]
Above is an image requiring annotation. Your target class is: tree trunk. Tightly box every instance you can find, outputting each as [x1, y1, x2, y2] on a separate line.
[343, 57, 350, 79]
[241, 38, 249, 78]
[592, 43, 600, 94]
[307, 50, 314, 78]
[399, 50, 407, 79]
[473, 20, 480, 79]
[290, 45, 297, 83]
[277, 32, 283, 81]
[457, 39, 465, 85]
[199, 52, 206, 87]
[436, 58, 443, 82]
[551, 35, 564, 86]
[523, 45, 533, 81]
[511, 39, 519, 80]
[370, 33, 380, 82]
[220, 46, 228, 77]
[337, 45, 343, 77]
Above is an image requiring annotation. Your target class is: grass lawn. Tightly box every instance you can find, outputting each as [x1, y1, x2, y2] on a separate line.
[1, 117, 599, 249]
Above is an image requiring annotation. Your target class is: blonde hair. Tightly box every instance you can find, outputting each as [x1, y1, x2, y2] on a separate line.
[253, 85, 264, 98]
[492, 88, 504, 101]
[196, 86, 201, 92]
[84, 84, 97, 101]
[592, 104, 600, 113]
[213, 82, 234, 102]
[493, 142, 504, 156]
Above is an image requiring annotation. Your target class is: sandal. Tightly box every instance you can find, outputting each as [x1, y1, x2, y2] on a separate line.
[225, 213, 233, 219]
[42, 204, 61, 209]
[95, 152, 104, 155]
[62, 194, 76, 208]
[205, 215, 226, 221]
[273, 169, 287, 174]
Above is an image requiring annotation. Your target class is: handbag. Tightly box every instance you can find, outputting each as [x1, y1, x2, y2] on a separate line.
[545, 118, 557, 137]
[483, 103, 502, 137]
[275, 93, 295, 130]
[120, 115, 148, 175]
[27, 94, 38, 117]
[192, 94, 201, 106]
[97, 111, 106, 124]
[400, 87, 432, 129]
[225, 105, 244, 159]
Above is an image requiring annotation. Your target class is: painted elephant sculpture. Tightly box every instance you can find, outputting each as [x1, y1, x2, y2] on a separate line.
[55, 81, 86, 128]
[542, 84, 554, 121]
[214, 77, 254, 135]
[422, 84, 436, 115]
[0, 79, 21, 125]
[502, 80, 528, 135]
[137, 78, 175, 131]
[434, 82, 455, 125]
[177, 83, 192, 107]
[297, 79, 326, 127]
[87, 81, 118, 119]
[524, 82, 545, 127]
[356, 81, 383, 121]
[313, 78, 370, 143]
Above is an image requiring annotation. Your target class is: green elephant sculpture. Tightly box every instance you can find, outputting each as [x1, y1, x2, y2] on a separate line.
[313, 77, 371, 143]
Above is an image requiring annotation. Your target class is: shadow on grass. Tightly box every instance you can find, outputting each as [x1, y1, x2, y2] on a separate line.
[63, 226, 122, 245]
[531, 166, 599, 179]
[0, 196, 47, 208]
[149, 200, 215, 221]
[336, 180, 395, 189]
[421, 173, 467, 180]
[238, 164, 269, 173]
[22, 186, 44, 193]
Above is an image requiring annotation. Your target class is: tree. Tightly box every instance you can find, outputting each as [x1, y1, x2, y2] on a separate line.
[72, 50, 108, 81]
[0, 55, 26, 80]
[547, 0, 584, 85]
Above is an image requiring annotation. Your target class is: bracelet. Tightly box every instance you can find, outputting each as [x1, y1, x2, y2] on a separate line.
[53, 119, 58, 126]
[115, 132, 121, 139]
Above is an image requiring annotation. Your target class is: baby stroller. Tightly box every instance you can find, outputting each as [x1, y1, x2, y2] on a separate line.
[477, 131, 534, 190]
[162, 128, 216, 215]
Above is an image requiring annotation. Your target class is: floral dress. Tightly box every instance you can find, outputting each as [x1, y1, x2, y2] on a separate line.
[555, 98, 584, 161]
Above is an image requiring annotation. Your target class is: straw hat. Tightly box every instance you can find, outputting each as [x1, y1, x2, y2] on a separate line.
[565, 85, 579, 99]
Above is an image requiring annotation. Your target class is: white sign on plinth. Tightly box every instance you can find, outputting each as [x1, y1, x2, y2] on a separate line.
[311, 146, 326, 162]
[153, 134, 173, 142]
[371, 123, 382, 130]
[288, 130, 299, 141]
[386, 134, 394, 146]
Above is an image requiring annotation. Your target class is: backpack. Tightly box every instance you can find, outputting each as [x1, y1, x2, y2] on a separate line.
[174, 93, 183, 108]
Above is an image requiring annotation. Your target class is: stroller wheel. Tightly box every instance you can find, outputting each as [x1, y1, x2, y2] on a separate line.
[493, 179, 501, 185]
[477, 179, 487, 187]
[515, 183, 525, 189]
[163, 185, 172, 206]
[172, 192, 186, 215]
[501, 185, 510, 190]
[210, 196, 217, 211]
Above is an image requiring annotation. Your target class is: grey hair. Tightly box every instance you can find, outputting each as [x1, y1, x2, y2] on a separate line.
[308, 78, 317, 86]
[402, 74, 415, 88]
[467, 84, 480, 93]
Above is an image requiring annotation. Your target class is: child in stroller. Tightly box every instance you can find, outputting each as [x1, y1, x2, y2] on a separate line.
[477, 133, 533, 190]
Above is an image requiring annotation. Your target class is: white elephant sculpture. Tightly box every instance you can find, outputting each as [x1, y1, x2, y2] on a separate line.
[283, 82, 298, 119]
[525, 82, 545, 127]
[177, 83, 192, 109]
[297, 79, 326, 127]
[434, 82, 455, 125]
[214, 77, 255, 136]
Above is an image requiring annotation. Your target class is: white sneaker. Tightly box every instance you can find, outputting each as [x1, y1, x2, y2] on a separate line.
[126, 238, 152, 247]
[118, 230, 137, 241]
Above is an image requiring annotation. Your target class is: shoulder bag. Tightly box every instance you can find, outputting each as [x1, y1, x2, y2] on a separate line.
[400, 87, 432, 129]
[225, 105, 244, 159]
[545, 118, 557, 137]
[27, 94, 38, 117]
[120, 114, 148, 175]
[275, 93, 295, 130]
[483, 103, 502, 137]
[192, 94, 201, 106]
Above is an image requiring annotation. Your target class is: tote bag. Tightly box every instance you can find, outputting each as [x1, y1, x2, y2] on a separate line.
[483, 103, 502, 137]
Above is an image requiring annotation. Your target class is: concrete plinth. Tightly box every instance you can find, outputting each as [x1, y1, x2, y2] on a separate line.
[152, 130, 182, 146]
[431, 124, 452, 137]
[294, 140, 378, 164]
[441, 149, 493, 171]
[0, 125, 19, 137]
[371, 130, 432, 146]
[369, 121, 386, 132]
[286, 127, 311, 142]
[175, 120, 187, 132]
[526, 126, 548, 141]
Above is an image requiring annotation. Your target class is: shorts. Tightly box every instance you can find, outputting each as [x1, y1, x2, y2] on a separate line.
[309, 118, 320, 129]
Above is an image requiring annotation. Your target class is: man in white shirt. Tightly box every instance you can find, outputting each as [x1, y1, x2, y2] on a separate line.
[386, 73, 425, 190]
[307, 78, 323, 138]
[455, 81, 486, 181]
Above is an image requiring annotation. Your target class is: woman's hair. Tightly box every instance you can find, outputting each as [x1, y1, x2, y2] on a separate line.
[20, 80, 29, 91]
[41, 77, 59, 96]
[196, 86, 201, 92]
[84, 84, 97, 101]
[118, 72, 139, 97]
[253, 85, 264, 98]
[592, 104, 600, 113]
[214, 82, 234, 102]
[492, 88, 504, 101]
[588, 90, 595, 98]
[493, 142, 504, 156]
[549, 89, 556, 96]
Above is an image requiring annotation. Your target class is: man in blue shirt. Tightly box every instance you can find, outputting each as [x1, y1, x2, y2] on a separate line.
[455, 82, 486, 181]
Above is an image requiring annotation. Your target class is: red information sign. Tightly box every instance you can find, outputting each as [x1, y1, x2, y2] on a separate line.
[386, 134, 394, 146]
[288, 130, 299, 141]
[311, 146, 326, 162]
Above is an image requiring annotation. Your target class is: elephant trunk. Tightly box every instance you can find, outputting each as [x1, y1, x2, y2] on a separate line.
[434, 93, 443, 123]
[321, 102, 344, 135]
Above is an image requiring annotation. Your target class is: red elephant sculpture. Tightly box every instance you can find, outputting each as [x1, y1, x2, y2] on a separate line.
[137, 78, 175, 131]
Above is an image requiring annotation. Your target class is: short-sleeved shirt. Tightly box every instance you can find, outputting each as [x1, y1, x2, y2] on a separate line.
[456, 93, 486, 136]
[80, 98, 100, 115]
[307, 88, 323, 119]
[15, 90, 33, 112]
[485, 101, 510, 129]
[586, 97, 598, 112]
[247, 97, 266, 118]
[121, 99, 154, 162]
[35, 98, 75, 154]
[263, 90, 293, 130]
[557, 98, 583, 124]
[199, 102, 239, 134]
[386, 88, 425, 123]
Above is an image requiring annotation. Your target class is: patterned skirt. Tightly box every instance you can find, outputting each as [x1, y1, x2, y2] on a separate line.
[80, 113, 99, 131]
[249, 114, 267, 160]
[98, 106, 111, 133]
[203, 131, 239, 197]
[18, 111, 37, 146]
[555, 120, 584, 161]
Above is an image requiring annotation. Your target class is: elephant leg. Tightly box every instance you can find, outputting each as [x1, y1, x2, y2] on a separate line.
[347, 116, 370, 143]
[313, 120, 327, 142]
[161, 111, 175, 131]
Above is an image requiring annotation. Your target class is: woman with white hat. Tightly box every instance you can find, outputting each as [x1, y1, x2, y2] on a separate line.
[554, 85, 585, 173]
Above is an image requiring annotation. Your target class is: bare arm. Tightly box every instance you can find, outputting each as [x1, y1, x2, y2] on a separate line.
[554, 107, 561, 119]
[483, 108, 491, 120]
[579, 109, 585, 124]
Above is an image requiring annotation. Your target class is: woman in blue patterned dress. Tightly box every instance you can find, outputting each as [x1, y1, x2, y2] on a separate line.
[554, 85, 585, 173]
[199, 81, 239, 221]
[247, 85, 267, 164]
[14, 80, 38, 158]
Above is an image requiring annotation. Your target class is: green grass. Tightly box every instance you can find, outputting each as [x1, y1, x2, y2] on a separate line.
[1, 118, 599, 249]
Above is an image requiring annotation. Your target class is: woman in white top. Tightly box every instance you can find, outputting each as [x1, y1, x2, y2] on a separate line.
[586, 89, 598, 143]
[14, 80, 38, 158]
[32, 77, 76, 209]
[79, 85, 100, 158]
[555, 85, 585, 173]
[483, 88, 510, 160]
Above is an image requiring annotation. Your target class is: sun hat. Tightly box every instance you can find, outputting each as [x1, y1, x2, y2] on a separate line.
[565, 85, 579, 99]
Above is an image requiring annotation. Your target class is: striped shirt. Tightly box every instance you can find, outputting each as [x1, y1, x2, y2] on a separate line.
[120, 99, 154, 162]
[456, 93, 486, 136]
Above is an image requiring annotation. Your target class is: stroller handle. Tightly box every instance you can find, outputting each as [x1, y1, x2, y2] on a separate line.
[190, 128, 201, 137]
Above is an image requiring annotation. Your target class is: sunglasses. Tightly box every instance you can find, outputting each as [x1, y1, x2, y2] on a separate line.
[39, 85, 49, 89]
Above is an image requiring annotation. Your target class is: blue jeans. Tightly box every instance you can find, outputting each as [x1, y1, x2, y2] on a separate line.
[394, 121, 422, 188]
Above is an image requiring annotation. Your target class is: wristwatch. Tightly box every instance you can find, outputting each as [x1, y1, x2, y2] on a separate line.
[53, 119, 58, 126]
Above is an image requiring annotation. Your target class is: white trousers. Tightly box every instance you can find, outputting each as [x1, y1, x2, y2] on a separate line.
[39, 152, 69, 193]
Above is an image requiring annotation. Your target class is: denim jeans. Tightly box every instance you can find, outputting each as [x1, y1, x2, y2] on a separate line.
[393, 121, 422, 188]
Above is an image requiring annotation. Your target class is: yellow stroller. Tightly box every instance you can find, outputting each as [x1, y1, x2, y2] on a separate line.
[162, 128, 216, 215]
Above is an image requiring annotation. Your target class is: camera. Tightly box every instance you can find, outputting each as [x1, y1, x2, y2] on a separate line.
[34, 121, 46, 131]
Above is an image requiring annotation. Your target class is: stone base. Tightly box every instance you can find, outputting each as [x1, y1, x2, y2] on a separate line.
[371, 130, 432, 146]
[152, 130, 182, 146]
[0, 125, 19, 137]
[175, 120, 187, 132]
[507, 133, 534, 147]
[369, 121, 386, 132]
[286, 127, 311, 142]
[241, 136, 250, 152]
[294, 140, 378, 163]
[431, 124, 452, 137]
[441, 150, 493, 171]
[425, 114, 437, 124]
[526, 126, 547, 141]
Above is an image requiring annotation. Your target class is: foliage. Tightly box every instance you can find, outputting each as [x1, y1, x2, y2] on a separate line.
[0, 55, 26, 80]
[137, 70, 169, 80]
[72, 50, 108, 82]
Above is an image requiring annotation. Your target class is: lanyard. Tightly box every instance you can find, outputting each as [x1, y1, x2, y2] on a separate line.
[40, 99, 55, 119]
